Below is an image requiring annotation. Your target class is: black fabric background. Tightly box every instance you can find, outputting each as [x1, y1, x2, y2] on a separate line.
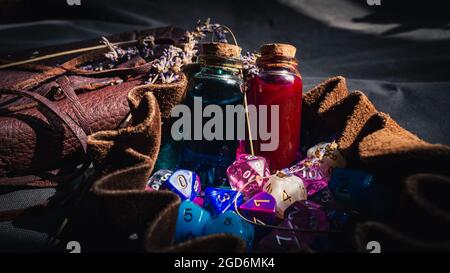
[0, 0, 449, 252]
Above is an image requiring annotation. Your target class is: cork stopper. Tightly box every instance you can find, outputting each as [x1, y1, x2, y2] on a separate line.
[260, 43, 296, 58]
[201, 42, 242, 59]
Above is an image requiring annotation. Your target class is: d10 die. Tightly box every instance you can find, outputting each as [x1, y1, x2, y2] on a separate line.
[204, 210, 255, 250]
[263, 171, 307, 218]
[226, 154, 271, 198]
[163, 169, 201, 201]
[288, 158, 328, 196]
[146, 169, 173, 191]
[239, 191, 276, 225]
[307, 142, 346, 178]
[204, 187, 243, 215]
[175, 200, 211, 243]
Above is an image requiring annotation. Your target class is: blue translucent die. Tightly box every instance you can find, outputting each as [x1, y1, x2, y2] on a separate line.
[329, 168, 389, 218]
[204, 211, 255, 250]
[146, 169, 173, 191]
[204, 187, 243, 215]
[175, 200, 211, 243]
[163, 169, 201, 201]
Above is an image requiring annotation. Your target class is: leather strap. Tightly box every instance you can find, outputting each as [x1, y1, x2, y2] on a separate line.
[1, 88, 88, 153]
[56, 76, 93, 135]
[0, 85, 93, 220]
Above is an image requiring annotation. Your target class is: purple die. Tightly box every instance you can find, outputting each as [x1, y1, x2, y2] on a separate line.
[255, 220, 303, 253]
[163, 169, 201, 201]
[226, 154, 270, 198]
[288, 158, 329, 196]
[239, 191, 276, 225]
[284, 200, 330, 246]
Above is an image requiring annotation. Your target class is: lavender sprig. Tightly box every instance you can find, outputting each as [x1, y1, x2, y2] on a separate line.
[193, 18, 229, 43]
[241, 51, 260, 76]
[148, 45, 184, 84]
[147, 18, 231, 84]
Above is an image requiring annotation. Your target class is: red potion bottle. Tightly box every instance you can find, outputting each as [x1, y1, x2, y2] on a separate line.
[246, 43, 302, 172]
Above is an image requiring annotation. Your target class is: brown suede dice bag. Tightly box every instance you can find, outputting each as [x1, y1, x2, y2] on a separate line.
[1, 30, 449, 252]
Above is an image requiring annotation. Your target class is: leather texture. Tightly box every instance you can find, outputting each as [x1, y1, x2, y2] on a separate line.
[0, 26, 187, 187]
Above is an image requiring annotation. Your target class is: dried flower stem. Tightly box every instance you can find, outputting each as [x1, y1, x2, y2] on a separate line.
[0, 40, 138, 70]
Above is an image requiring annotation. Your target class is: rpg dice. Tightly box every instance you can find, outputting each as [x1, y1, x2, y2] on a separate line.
[309, 187, 337, 211]
[239, 191, 276, 225]
[163, 169, 201, 201]
[263, 171, 307, 218]
[146, 169, 173, 191]
[329, 168, 388, 218]
[204, 210, 255, 250]
[204, 187, 243, 215]
[255, 219, 303, 253]
[193, 196, 204, 207]
[307, 142, 346, 178]
[288, 158, 329, 197]
[175, 200, 211, 243]
[226, 154, 271, 198]
[284, 200, 329, 246]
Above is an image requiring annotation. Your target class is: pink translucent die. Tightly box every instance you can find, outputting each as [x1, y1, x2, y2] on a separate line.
[226, 154, 271, 198]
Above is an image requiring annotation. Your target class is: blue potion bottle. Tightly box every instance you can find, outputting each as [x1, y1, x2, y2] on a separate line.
[181, 42, 244, 188]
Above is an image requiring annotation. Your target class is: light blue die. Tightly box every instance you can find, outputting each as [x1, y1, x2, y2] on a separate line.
[175, 200, 211, 243]
[204, 210, 255, 250]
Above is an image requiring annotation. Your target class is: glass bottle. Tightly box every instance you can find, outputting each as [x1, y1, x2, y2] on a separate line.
[246, 43, 303, 172]
[181, 42, 244, 188]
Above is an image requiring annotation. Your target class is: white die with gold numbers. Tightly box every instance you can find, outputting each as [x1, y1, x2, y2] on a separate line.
[263, 171, 307, 218]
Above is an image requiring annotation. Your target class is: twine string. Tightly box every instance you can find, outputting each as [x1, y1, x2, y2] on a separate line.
[232, 173, 348, 234]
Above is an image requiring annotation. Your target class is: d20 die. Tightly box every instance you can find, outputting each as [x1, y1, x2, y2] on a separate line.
[288, 158, 329, 196]
[263, 171, 307, 218]
[204, 210, 255, 250]
[307, 142, 346, 178]
[284, 200, 329, 246]
[175, 200, 211, 243]
[239, 191, 276, 225]
[255, 219, 303, 253]
[226, 154, 270, 198]
[163, 169, 201, 201]
[146, 169, 173, 191]
[204, 187, 243, 215]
